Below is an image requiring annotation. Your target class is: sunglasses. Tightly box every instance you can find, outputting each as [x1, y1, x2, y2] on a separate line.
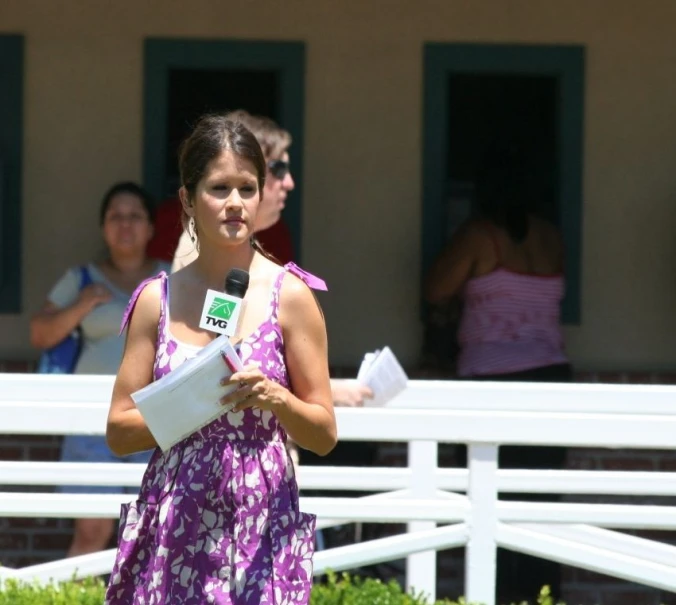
[267, 159, 290, 180]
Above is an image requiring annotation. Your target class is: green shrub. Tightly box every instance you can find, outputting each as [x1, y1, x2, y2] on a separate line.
[0, 573, 564, 605]
[0, 576, 106, 605]
[310, 572, 564, 605]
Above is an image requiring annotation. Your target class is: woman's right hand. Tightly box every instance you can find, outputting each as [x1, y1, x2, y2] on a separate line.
[30, 283, 114, 350]
[78, 283, 113, 311]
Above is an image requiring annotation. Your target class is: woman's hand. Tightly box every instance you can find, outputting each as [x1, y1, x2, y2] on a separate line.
[78, 283, 113, 311]
[220, 363, 287, 413]
[330, 380, 373, 407]
[30, 283, 114, 350]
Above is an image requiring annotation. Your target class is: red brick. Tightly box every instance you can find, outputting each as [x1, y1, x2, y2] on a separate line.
[0, 555, 53, 568]
[597, 588, 662, 605]
[0, 446, 25, 460]
[569, 447, 605, 459]
[21, 436, 62, 447]
[567, 568, 626, 584]
[625, 372, 658, 384]
[0, 532, 29, 550]
[436, 555, 463, 581]
[656, 373, 676, 385]
[596, 372, 625, 384]
[659, 456, 676, 471]
[660, 593, 676, 605]
[561, 588, 601, 605]
[0, 360, 34, 373]
[561, 563, 609, 584]
[566, 453, 598, 471]
[437, 582, 464, 602]
[560, 566, 576, 582]
[376, 444, 407, 468]
[375, 523, 407, 539]
[5, 518, 69, 530]
[573, 371, 595, 383]
[599, 456, 655, 471]
[31, 532, 72, 551]
[27, 446, 61, 461]
[438, 443, 462, 467]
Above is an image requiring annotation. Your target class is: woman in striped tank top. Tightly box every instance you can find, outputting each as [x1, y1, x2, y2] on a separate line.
[425, 144, 570, 603]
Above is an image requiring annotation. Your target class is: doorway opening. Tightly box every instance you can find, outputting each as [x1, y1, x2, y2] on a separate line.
[144, 39, 305, 259]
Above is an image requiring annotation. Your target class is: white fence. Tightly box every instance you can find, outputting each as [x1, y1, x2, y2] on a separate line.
[1, 375, 676, 605]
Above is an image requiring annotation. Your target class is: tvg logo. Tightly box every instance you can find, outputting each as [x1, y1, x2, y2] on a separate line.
[209, 298, 236, 320]
[205, 316, 228, 329]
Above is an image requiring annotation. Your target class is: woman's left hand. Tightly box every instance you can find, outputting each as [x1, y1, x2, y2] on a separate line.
[220, 364, 286, 413]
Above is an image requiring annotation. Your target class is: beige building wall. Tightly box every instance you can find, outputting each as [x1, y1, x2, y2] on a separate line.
[2, 0, 676, 371]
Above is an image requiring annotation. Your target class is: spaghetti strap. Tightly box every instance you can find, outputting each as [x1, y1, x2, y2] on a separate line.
[283, 262, 328, 291]
[119, 271, 167, 334]
[266, 262, 328, 322]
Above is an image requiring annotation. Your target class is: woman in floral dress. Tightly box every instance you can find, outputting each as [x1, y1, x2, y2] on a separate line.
[104, 114, 337, 604]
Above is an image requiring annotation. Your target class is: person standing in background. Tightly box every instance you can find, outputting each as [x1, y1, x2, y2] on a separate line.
[30, 182, 169, 558]
[425, 143, 570, 603]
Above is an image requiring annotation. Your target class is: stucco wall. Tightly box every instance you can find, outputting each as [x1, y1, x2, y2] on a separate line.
[2, 0, 676, 370]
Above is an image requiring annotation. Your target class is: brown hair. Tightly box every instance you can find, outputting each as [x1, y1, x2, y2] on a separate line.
[178, 113, 280, 264]
[179, 114, 265, 227]
[224, 109, 292, 160]
[99, 181, 155, 226]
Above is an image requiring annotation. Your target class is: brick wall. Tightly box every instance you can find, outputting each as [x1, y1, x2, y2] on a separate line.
[1, 363, 675, 604]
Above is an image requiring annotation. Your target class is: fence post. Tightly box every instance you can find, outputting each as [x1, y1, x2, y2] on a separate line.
[406, 439, 438, 601]
[465, 443, 498, 605]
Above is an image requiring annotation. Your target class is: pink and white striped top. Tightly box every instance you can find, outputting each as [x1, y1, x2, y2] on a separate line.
[456, 231, 568, 378]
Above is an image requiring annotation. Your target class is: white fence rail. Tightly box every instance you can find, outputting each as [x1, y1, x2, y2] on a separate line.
[1, 375, 676, 604]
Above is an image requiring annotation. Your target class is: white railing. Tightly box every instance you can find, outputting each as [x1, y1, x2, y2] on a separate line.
[1, 375, 676, 605]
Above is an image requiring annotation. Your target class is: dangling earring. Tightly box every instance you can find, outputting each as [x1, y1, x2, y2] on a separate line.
[189, 218, 198, 243]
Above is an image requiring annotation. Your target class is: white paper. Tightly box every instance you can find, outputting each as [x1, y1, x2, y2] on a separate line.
[356, 346, 408, 407]
[131, 334, 244, 451]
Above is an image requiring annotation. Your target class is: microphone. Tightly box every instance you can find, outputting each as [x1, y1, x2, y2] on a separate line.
[199, 268, 250, 337]
[224, 268, 250, 300]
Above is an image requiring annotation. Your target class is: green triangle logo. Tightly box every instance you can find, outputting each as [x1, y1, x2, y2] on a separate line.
[209, 298, 236, 320]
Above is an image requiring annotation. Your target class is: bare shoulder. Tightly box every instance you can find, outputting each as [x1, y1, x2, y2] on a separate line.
[279, 271, 318, 312]
[137, 275, 162, 306]
[452, 219, 495, 251]
[278, 270, 327, 354]
[128, 276, 162, 332]
[279, 268, 326, 329]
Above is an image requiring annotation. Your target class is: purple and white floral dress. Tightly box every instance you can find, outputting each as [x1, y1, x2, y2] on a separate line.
[105, 262, 327, 605]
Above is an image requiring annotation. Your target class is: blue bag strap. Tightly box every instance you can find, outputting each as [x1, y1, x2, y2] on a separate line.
[78, 265, 92, 290]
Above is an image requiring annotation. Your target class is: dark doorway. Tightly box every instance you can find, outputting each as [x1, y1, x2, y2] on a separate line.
[422, 43, 585, 328]
[0, 35, 23, 312]
[445, 73, 559, 235]
[422, 71, 562, 375]
[143, 39, 305, 258]
[164, 69, 279, 196]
